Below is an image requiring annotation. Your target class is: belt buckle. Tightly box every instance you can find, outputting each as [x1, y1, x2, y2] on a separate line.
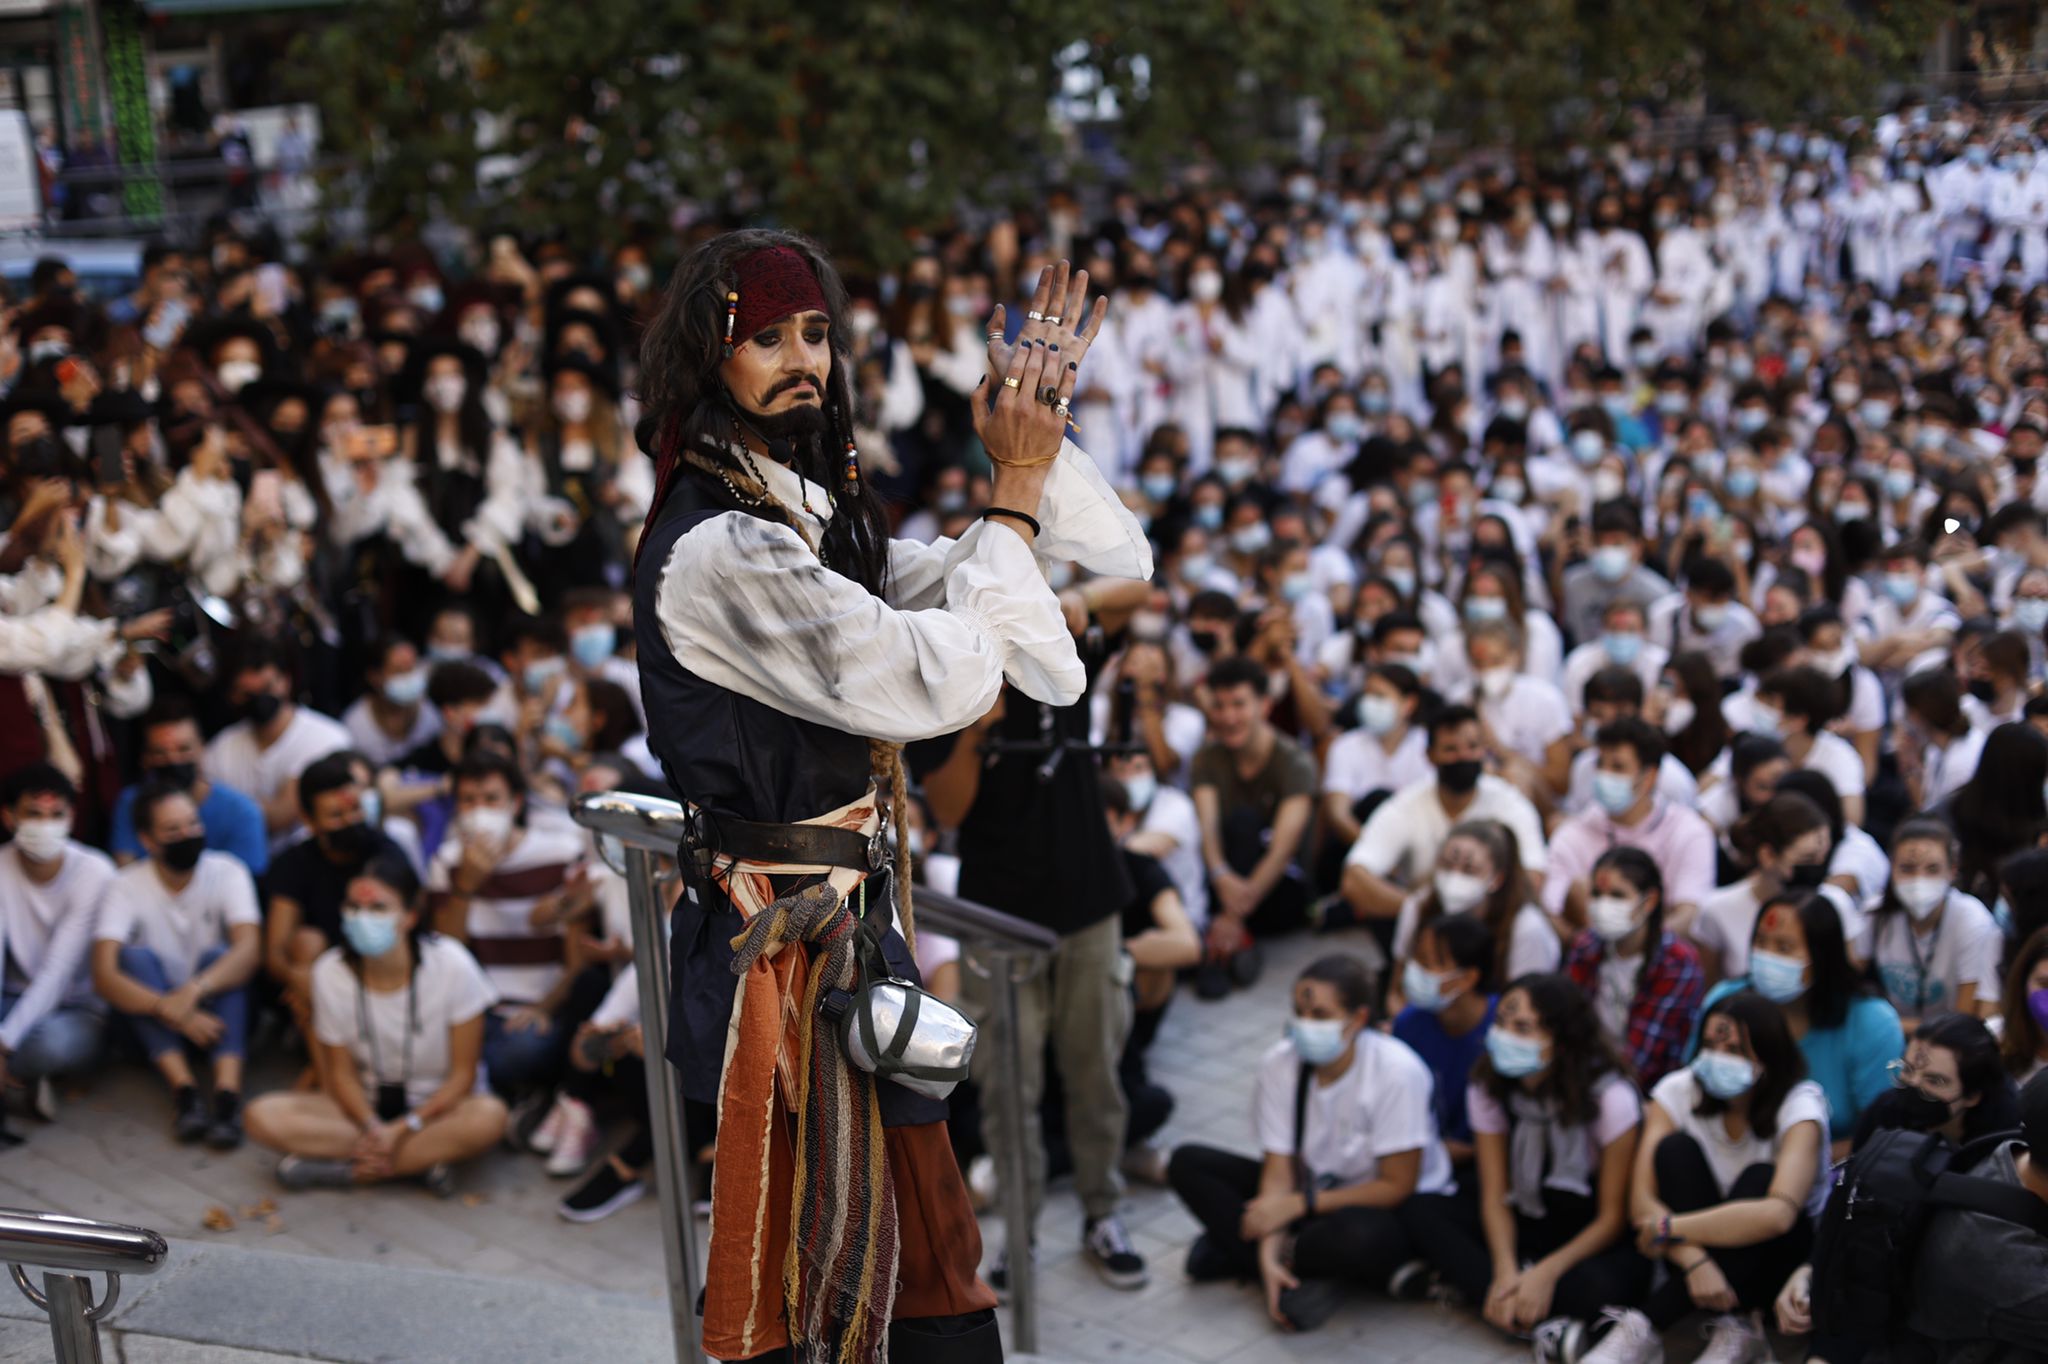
[865, 830, 886, 873]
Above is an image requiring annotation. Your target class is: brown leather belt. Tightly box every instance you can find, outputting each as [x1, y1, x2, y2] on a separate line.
[684, 810, 884, 874]
[468, 934, 567, 967]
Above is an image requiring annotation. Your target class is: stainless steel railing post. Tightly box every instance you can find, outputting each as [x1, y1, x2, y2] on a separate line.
[987, 948, 1039, 1357]
[42, 1273, 104, 1364]
[0, 1209, 166, 1364]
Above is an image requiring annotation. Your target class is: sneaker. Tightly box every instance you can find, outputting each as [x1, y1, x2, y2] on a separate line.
[30, 1078, 57, 1123]
[1228, 938, 1264, 989]
[528, 1093, 573, 1154]
[1193, 958, 1234, 1001]
[1277, 1277, 1345, 1333]
[503, 1091, 549, 1151]
[173, 1086, 209, 1144]
[206, 1091, 244, 1151]
[965, 1153, 998, 1212]
[985, 1243, 1033, 1304]
[275, 1155, 355, 1191]
[1530, 1317, 1585, 1364]
[559, 1160, 648, 1223]
[1120, 1142, 1170, 1187]
[420, 1163, 459, 1200]
[1183, 1233, 1241, 1283]
[1694, 1312, 1765, 1364]
[544, 1097, 600, 1177]
[1082, 1214, 1148, 1290]
[1578, 1308, 1663, 1364]
[1386, 1258, 1438, 1302]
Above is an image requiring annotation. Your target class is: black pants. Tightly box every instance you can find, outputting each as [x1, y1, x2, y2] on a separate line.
[1397, 1180, 1651, 1323]
[1216, 808, 1309, 937]
[1166, 1144, 1411, 1286]
[737, 1307, 1002, 1364]
[1642, 1134, 1812, 1330]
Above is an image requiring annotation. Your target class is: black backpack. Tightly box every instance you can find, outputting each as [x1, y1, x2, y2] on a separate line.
[1811, 1127, 2048, 1342]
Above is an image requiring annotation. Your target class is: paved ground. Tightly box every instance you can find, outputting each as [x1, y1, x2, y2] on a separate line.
[0, 928, 1743, 1361]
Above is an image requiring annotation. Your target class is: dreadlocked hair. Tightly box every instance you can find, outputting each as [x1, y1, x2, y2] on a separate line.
[634, 228, 891, 601]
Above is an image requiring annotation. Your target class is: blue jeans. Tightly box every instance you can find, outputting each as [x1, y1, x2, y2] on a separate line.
[0, 994, 104, 1080]
[116, 945, 248, 1063]
[482, 1007, 565, 1098]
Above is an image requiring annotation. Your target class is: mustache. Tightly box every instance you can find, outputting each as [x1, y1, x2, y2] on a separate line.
[764, 374, 823, 401]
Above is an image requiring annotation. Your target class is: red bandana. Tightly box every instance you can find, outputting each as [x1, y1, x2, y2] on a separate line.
[732, 246, 829, 343]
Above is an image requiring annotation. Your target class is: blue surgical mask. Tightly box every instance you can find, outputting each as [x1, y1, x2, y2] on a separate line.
[570, 623, 617, 671]
[1691, 1049, 1758, 1100]
[1883, 571, 1920, 606]
[1748, 949, 1808, 1003]
[1179, 551, 1216, 583]
[1465, 596, 1509, 623]
[1384, 567, 1416, 598]
[1141, 472, 1179, 502]
[1592, 545, 1633, 582]
[524, 655, 568, 694]
[544, 715, 583, 751]
[1360, 391, 1391, 415]
[1402, 959, 1457, 1013]
[341, 909, 401, 958]
[2014, 599, 2048, 633]
[1491, 477, 1526, 504]
[427, 643, 470, 664]
[1593, 769, 1640, 815]
[382, 668, 427, 707]
[359, 788, 383, 829]
[1281, 571, 1315, 604]
[1572, 430, 1606, 464]
[1724, 468, 1759, 498]
[1884, 469, 1916, 500]
[1217, 457, 1259, 488]
[1288, 1016, 1350, 1066]
[1230, 522, 1271, 556]
[1360, 694, 1402, 735]
[1602, 632, 1643, 666]
[1733, 407, 1769, 435]
[1485, 1025, 1547, 1078]
[1326, 412, 1365, 442]
[1121, 772, 1157, 811]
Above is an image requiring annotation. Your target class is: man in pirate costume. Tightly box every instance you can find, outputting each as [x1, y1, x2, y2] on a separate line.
[632, 231, 1149, 1364]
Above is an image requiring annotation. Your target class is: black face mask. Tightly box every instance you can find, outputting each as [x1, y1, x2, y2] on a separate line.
[159, 834, 205, 872]
[1437, 759, 1484, 795]
[1966, 678, 1998, 702]
[1895, 1087, 1956, 1132]
[151, 761, 199, 791]
[1189, 629, 1222, 656]
[240, 692, 284, 728]
[1786, 861, 1829, 888]
[323, 821, 381, 862]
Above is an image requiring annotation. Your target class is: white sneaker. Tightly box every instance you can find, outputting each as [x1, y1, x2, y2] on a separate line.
[544, 1098, 599, 1177]
[1529, 1317, 1583, 1364]
[30, 1078, 56, 1123]
[1578, 1308, 1663, 1364]
[528, 1093, 572, 1154]
[1694, 1312, 1766, 1364]
[965, 1153, 997, 1212]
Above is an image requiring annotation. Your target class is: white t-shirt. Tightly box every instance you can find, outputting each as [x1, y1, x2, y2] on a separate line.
[1560, 639, 1669, 714]
[311, 935, 498, 1107]
[1475, 675, 1575, 767]
[1650, 1070, 1831, 1216]
[1322, 726, 1433, 804]
[1392, 896, 1561, 981]
[1869, 890, 2004, 1022]
[1594, 950, 1641, 1047]
[1467, 1071, 1641, 1199]
[1252, 1033, 1454, 1195]
[1138, 784, 1208, 928]
[1829, 825, 1892, 911]
[96, 852, 261, 987]
[1922, 727, 1989, 805]
[0, 842, 112, 1044]
[1347, 775, 1549, 887]
[341, 695, 442, 769]
[202, 705, 353, 847]
[1799, 730, 1867, 800]
[1694, 879, 1862, 979]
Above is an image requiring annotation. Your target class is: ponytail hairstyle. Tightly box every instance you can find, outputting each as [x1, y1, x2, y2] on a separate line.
[1593, 844, 1665, 997]
[339, 850, 430, 981]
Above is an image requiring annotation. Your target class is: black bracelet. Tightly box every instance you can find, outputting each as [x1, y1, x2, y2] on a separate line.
[980, 507, 1042, 537]
[1303, 1184, 1317, 1217]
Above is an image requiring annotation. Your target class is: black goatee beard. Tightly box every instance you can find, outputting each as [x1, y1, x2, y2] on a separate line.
[747, 401, 828, 454]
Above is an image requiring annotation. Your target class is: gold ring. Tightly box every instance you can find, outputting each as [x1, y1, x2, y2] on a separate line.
[1026, 310, 1044, 321]
[1002, 376, 1021, 389]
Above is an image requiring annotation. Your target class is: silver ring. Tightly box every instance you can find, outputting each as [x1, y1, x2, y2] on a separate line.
[1026, 309, 1044, 321]
[1054, 399, 1072, 419]
[987, 332, 1003, 343]
[1044, 315, 1062, 326]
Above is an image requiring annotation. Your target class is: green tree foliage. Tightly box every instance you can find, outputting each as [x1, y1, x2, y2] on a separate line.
[293, 0, 1949, 265]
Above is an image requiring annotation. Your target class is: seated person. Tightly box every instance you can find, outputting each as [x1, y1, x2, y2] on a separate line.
[1697, 792, 1857, 983]
[1168, 954, 1452, 1333]
[1343, 705, 1549, 922]
[203, 639, 353, 853]
[1752, 665, 1865, 827]
[1999, 926, 2048, 1087]
[110, 698, 268, 875]
[1461, 619, 1574, 798]
[1696, 891, 1904, 1160]
[1594, 991, 1827, 1364]
[342, 632, 440, 767]
[1106, 747, 1207, 933]
[1868, 818, 2003, 1030]
[91, 781, 261, 1148]
[1392, 913, 1497, 1167]
[1850, 1011, 2019, 1153]
[0, 764, 114, 1109]
[424, 751, 592, 1099]
[1560, 600, 1668, 724]
[1398, 972, 1649, 1346]
[1558, 670, 1698, 818]
[246, 852, 508, 1195]
[1387, 819, 1558, 1011]
[1774, 769, 1889, 913]
[1191, 657, 1318, 989]
[1564, 847, 1705, 1089]
[1318, 663, 1432, 875]
[1543, 718, 1715, 938]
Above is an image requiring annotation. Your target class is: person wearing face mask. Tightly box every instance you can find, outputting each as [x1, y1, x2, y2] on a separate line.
[1750, 665, 1868, 827]
[1391, 914, 1498, 1169]
[1868, 819, 2004, 1031]
[1596, 991, 1828, 1364]
[1563, 503, 1674, 648]
[1103, 748, 1207, 934]
[1958, 625, 2032, 731]
[1343, 706, 1550, 922]
[1859, 539, 1960, 678]
[341, 633, 442, 767]
[1564, 847, 1706, 1089]
[1699, 791, 1862, 983]
[1165, 256, 1258, 473]
[1460, 620, 1575, 797]
[1168, 954, 1453, 1333]
[202, 641, 353, 853]
[1997, 926, 2048, 1087]
[1398, 972, 1649, 1350]
[245, 853, 508, 1196]
[1388, 821, 1559, 1010]
[264, 753, 411, 1089]
[1693, 892, 1904, 1159]
[0, 765, 114, 1121]
[1562, 601, 1669, 722]
[425, 752, 591, 1102]
[92, 782, 261, 1148]
[1649, 556, 1760, 682]
[522, 355, 654, 601]
[1849, 1013, 2019, 1155]
[1319, 663, 1434, 855]
[1278, 392, 1366, 495]
[1898, 666, 1990, 809]
[392, 340, 518, 609]
[110, 699, 269, 876]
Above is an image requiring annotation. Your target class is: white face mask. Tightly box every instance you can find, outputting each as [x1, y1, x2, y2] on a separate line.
[1476, 667, 1516, 701]
[10, 816, 70, 862]
[461, 805, 515, 846]
[217, 359, 262, 394]
[1433, 869, 1490, 912]
[1188, 271, 1224, 304]
[426, 374, 467, 414]
[1588, 893, 1643, 941]
[459, 315, 502, 355]
[554, 388, 594, 424]
[1894, 875, 1949, 921]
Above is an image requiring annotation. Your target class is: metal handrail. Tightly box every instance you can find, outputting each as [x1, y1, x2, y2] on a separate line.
[572, 789, 1054, 1362]
[0, 1209, 167, 1363]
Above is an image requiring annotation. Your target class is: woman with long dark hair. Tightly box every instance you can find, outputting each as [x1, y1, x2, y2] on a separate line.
[1867, 818, 2004, 1030]
[1563, 847, 1705, 1088]
[1849, 1010, 2020, 1151]
[1942, 721, 2048, 903]
[1657, 650, 1732, 778]
[1997, 926, 2048, 1086]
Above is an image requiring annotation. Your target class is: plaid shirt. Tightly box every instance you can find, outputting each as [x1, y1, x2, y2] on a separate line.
[1564, 930, 1706, 1089]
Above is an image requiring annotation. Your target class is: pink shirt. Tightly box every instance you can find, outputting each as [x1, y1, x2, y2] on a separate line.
[1540, 799, 1717, 918]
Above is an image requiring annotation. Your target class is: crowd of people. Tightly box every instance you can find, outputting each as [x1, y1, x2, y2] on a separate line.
[3, 91, 2048, 1362]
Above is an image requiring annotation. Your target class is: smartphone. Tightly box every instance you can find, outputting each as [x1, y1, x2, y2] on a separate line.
[91, 424, 125, 485]
[142, 298, 190, 351]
